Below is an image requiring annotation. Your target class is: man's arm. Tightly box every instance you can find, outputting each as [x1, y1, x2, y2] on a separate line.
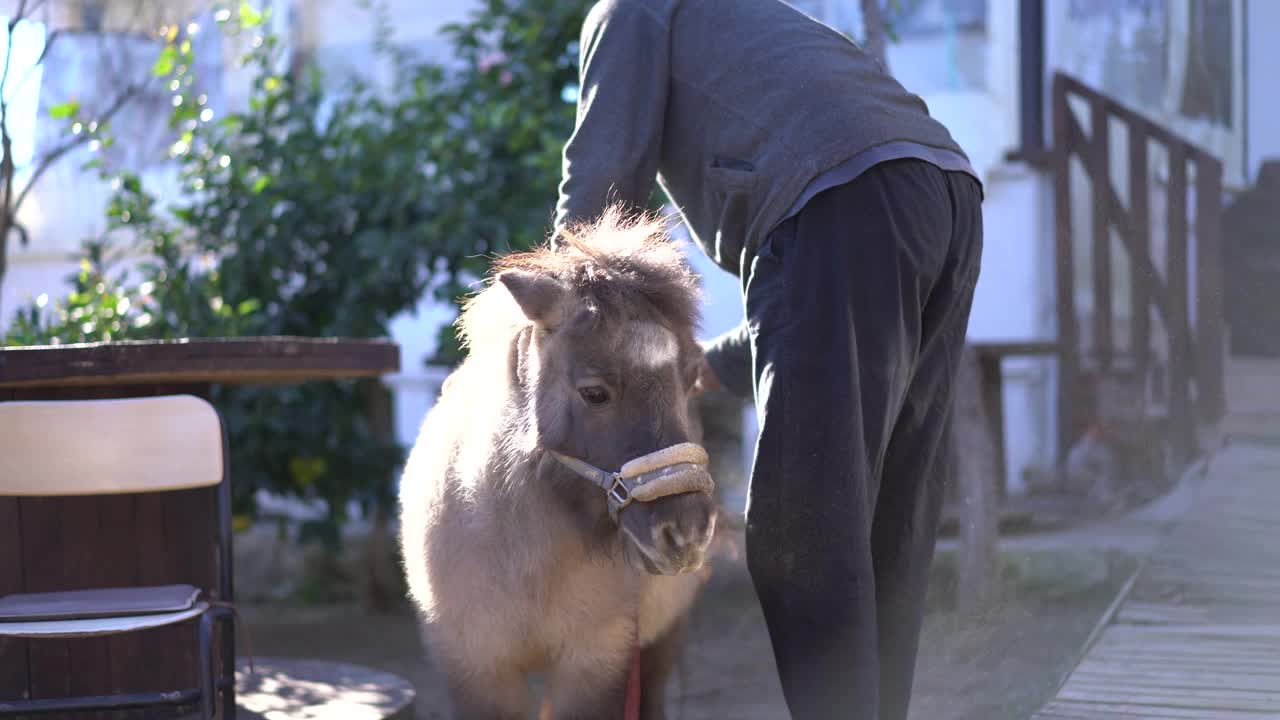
[553, 0, 671, 241]
[702, 320, 755, 401]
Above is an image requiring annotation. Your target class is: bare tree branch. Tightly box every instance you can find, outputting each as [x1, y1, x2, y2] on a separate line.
[860, 0, 887, 68]
[1, 11, 23, 119]
[8, 216, 28, 246]
[0, 2, 19, 256]
[0, 102, 13, 308]
[2, 136, 13, 230]
[11, 82, 142, 215]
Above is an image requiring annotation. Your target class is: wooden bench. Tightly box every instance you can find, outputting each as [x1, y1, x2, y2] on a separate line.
[952, 341, 1058, 613]
[966, 340, 1060, 497]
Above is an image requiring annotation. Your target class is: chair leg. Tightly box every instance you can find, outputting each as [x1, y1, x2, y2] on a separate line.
[221, 607, 237, 719]
[198, 612, 216, 720]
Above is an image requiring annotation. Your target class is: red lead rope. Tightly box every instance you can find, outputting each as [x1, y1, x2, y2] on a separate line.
[624, 643, 642, 720]
[623, 604, 642, 720]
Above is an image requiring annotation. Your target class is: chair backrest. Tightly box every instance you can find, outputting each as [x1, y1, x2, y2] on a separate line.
[0, 394, 225, 496]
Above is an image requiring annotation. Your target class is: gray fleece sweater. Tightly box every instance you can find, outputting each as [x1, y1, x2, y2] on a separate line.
[553, 0, 977, 398]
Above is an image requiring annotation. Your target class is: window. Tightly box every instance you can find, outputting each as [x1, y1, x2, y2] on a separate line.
[1051, 0, 1247, 187]
[784, 0, 990, 94]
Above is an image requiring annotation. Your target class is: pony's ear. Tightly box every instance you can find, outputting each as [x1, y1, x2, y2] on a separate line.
[497, 270, 568, 328]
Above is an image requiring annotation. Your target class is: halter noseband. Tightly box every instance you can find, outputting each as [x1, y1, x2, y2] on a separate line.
[549, 442, 715, 521]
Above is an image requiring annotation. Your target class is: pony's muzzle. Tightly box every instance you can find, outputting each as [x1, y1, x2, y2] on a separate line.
[623, 444, 716, 573]
[653, 512, 714, 573]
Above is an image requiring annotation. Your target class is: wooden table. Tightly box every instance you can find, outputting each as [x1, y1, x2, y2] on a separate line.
[0, 337, 400, 718]
[0, 336, 399, 389]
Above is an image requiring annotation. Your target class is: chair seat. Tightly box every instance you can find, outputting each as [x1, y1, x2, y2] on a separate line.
[0, 584, 206, 639]
[0, 394, 233, 719]
[0, 601, 209, 638]
[0, 584, 201, 622]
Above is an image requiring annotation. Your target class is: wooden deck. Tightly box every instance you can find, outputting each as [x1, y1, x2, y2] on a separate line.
[1032, 442, 1280, 719]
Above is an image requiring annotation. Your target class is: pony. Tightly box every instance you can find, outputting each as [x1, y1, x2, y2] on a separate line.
[399, 208, 719, 719]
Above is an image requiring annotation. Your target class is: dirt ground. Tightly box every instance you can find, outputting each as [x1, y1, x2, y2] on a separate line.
[237, 540, 1136, 720]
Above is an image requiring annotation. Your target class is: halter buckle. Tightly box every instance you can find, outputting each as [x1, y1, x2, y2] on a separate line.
[607, 473, 633, 513]
[549, 444, 712, 523]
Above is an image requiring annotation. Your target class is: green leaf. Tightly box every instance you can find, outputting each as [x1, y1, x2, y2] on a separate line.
[250, 175, 271, 193]
[152, 46, 176, 77]
[49, 101, 80, 119]
[239, 2, 264, 28]
[288, 456, 327, 488]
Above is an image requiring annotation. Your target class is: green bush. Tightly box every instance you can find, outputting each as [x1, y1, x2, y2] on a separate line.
[7, 8, 410, 537]
[4, 0, 597, 545]
[408, 0, 594, 362]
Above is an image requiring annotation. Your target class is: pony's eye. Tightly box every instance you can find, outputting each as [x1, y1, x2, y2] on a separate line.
[578, 385, 610, 406]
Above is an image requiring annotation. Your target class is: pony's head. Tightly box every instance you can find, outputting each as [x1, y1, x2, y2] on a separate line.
[461, 208, 718, 575]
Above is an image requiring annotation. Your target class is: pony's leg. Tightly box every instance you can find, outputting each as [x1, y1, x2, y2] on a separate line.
[545, 653, 630, 720]
[637, 619, 687, 720]
[442, 664, 530, 720]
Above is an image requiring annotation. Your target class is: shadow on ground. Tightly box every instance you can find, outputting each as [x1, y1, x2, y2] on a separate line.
[238, 535, 1137, 720]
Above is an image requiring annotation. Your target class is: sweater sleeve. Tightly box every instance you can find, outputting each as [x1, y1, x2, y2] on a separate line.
[702, 319, 755, 401]
[553, 0, 670, 242]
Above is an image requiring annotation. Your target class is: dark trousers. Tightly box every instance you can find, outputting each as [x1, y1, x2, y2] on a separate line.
[743, 159, 983, 719]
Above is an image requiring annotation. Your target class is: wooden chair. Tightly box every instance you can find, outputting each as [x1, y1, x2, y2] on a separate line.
[0, 394, 236, 718]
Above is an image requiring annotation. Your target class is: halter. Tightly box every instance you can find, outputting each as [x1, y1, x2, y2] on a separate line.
[547, 441, 713, 720]
[548, 442, 715, 521]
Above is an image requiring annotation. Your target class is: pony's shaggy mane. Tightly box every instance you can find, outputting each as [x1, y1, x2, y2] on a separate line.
[457, 207, 703, 352]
